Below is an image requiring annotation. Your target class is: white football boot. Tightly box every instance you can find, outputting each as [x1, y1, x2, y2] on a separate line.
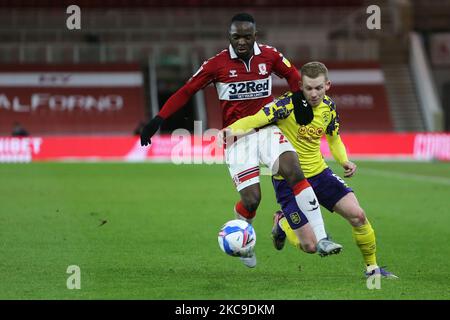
[239, 246, 256, 268]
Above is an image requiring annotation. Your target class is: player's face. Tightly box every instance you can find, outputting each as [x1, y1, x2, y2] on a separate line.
[229, 22, 256, 60]
[301, 75, 331, 107]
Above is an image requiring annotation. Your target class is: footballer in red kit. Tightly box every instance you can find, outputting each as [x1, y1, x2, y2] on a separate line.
[140, 13, 342, 268]
[157, 42, 301, 128]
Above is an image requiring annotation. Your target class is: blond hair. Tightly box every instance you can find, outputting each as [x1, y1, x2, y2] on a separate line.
[300, 61, 329, 80]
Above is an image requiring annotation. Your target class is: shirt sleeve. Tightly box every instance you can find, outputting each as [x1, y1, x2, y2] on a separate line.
[158, 59, 215, 119]
[326, 134, 349, 165]
[325, 105, 348, 164]
[271, 51, 301, 92]
[227, 92, 294, 134]
[227, 108, 271, 134]
[325, 104, 340, 136]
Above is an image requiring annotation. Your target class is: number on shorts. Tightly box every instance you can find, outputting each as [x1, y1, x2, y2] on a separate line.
[274, 132, 288, 144]
[332, 173, 346, 184]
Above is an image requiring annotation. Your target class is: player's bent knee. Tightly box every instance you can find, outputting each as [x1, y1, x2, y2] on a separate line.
[277, 166, 304, 187]
[358, 210, 367, 225]
[284, 170, 305, 187]
[277, 153, 305, 185]
[349, 208, 366, 226]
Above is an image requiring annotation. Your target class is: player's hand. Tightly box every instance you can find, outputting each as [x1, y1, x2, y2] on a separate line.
[140, 116, 164, 146]
[342, 161, 357, 178]
[217, 127, 231, 148]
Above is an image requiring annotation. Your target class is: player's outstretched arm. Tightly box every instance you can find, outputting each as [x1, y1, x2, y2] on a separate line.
[227, 108, 271, 135]
[141, 58, 215, 147]
[218, 109, 273, 148]
[140, 85, 195, 146]
[226, 92, 296, 135]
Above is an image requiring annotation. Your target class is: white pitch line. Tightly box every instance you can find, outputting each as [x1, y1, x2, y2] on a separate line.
[358, 168, 450, 186]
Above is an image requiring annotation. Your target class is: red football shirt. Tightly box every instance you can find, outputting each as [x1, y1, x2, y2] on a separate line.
[158, 42, 300, 128]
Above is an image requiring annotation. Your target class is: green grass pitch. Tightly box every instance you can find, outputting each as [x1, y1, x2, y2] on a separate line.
[0, 161, 449, 299]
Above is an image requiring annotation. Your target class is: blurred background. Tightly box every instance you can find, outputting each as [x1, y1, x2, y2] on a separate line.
[0, 0, 449, 162]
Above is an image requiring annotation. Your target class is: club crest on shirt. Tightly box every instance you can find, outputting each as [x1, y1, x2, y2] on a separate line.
[258, 63, 268, 75]
[229, 69, 238, 78]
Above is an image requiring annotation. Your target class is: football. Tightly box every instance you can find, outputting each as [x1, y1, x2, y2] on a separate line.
[218, 219, 256, 257]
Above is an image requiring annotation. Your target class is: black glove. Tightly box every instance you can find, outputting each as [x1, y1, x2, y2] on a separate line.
[140, 116, 164, 146]
[292, 91, 314, 125]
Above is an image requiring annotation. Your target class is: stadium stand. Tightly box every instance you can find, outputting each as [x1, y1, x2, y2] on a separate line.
[0, 64, 146, 135]
[1, 0, 448, 136]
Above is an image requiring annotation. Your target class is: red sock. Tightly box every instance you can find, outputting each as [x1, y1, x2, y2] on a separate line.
[235, 201, 256, 220]
[292, 179, 311, 196]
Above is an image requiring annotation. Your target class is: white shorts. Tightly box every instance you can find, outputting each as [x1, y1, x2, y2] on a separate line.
[225, 125, 296, 192]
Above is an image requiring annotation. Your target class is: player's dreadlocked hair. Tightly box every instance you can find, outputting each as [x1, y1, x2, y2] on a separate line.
[230, 13, 255, 25]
